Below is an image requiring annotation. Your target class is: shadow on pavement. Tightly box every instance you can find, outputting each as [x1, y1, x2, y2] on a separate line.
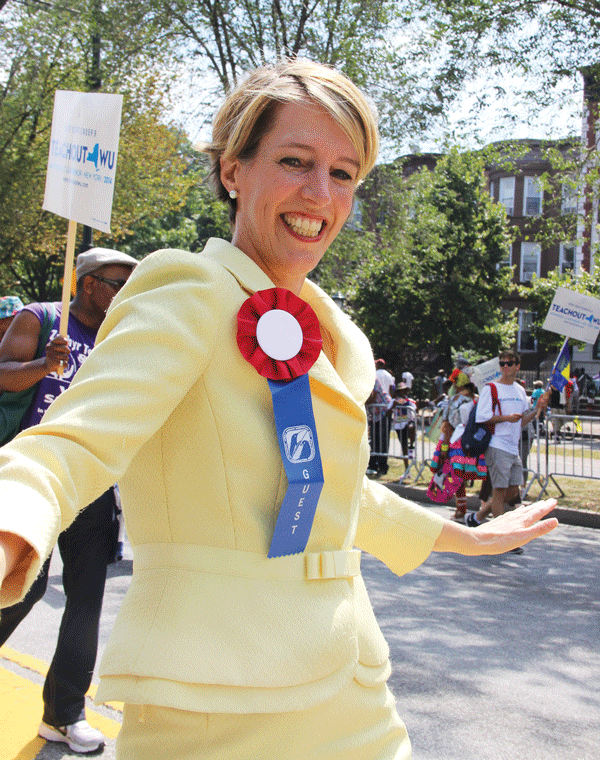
[362, 523, 600, 760]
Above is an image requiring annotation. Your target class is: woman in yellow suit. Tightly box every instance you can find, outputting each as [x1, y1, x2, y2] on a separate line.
[0, 60, 557, 759]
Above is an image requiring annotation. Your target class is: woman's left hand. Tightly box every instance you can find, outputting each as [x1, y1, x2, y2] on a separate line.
[433, 499, 558, 555]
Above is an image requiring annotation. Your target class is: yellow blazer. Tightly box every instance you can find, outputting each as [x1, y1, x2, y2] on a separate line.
[0, 239, 443, 714]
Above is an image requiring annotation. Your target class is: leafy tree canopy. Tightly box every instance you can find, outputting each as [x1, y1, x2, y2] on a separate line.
[518, 264, 600, 352]
[415, 0, 600, 127]
[0, 0, 192, 301]
[352, 148, 516, 372]
[162, 0, 466, 146]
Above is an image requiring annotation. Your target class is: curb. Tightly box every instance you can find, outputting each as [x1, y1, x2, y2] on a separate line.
[382, 481, 600, 529]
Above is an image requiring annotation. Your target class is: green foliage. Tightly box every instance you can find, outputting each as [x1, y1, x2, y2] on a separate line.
[416, 1, 600, 121]
[112, 172, 230, 258]
[0, 1, 192, 301]
[518, 265, 600, 351]
[163, 0, 460, 144]
[311, 226, 378, 297]
[100, 90, 201, 242]
[353, 148, 515, 371]
[0, 3, 86, 299]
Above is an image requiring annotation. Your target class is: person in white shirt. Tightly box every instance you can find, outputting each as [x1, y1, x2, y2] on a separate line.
[401, 370, 413, 389]
[466, 351, 548, 548]
[375, 358, 395, 396]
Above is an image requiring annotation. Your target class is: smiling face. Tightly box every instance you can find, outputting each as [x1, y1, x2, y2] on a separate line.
[220, 100, 360, 294]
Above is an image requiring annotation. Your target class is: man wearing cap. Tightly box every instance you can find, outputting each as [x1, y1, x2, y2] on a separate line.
[0, 247, 137, 753]
[0, 295, 24, 342]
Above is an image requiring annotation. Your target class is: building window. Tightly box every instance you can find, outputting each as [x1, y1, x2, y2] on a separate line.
[518, 310, 537, 353]
[520, 242, 541, 282]
[559, 243, 576, 274]
[497, 245, 512, 271]
[523, 176, 543, 216]
[498, 176, 515, 216]
[561, 182, 578, 215]
[347, 197, 363, 230]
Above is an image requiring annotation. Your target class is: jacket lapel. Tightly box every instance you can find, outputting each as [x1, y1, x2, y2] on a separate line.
[202, 238, 373, 418]
[203, 238, 275, 294]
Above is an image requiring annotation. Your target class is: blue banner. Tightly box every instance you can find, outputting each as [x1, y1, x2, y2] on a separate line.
[267, 375, 324, 557]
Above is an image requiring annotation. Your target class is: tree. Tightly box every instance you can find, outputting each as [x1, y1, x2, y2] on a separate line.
[416, 1, 600, 123]
[352, 148, 516, 371]
[0, 1, 191, 301]
[517, 264, 600, 352]
[111, 155, 230, 258]
[161, 0, 460, 145]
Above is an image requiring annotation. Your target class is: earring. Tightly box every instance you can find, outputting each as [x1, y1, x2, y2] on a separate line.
[229, 189, 237, 199]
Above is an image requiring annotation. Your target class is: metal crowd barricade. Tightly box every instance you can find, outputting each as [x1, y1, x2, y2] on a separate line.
[520, 422, 542, 497]
[366, 404, 435, 484]
[367, 404, 599, 497]
[526, 413, 600, 498]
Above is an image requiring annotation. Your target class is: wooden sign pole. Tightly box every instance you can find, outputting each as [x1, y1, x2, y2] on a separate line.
[59, 219, 77, 338]
[56, 219, 77, 375]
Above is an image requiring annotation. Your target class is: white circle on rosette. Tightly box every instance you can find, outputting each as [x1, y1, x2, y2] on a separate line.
[256, 309, 303, 361]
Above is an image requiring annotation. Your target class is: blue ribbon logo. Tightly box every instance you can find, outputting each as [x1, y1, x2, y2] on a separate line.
[267, 375, 324, 557]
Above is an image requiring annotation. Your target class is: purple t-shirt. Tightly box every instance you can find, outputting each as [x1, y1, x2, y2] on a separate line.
[20, 302, 98, 430]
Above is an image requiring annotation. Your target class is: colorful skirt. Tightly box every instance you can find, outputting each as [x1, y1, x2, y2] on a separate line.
[431, 437, 487, 480]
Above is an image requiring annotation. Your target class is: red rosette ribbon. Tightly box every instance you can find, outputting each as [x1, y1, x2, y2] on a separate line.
[237, 288, 322, 381]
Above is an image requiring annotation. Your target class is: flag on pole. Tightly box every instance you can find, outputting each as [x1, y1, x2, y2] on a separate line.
[548, 337, 570, 392]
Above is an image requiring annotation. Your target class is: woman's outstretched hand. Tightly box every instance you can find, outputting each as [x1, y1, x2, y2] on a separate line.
[433, 499, 559, 556]
[0, 532, 30, 586]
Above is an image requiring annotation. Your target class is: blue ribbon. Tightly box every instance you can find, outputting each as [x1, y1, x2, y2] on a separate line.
[267, 374, 324, 558]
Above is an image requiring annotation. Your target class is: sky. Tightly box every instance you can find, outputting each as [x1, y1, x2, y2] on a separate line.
[429, 74, 584, 152]
[169, 63, 586, 162]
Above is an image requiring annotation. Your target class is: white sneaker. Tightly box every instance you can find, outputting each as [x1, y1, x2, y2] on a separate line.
[39, 719, 105, 753]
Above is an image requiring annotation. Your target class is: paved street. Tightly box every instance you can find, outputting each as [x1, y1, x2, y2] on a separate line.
[1, 505, 598, 759]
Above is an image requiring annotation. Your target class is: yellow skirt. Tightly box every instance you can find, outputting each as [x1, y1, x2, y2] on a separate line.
[116, 678, 411, 759]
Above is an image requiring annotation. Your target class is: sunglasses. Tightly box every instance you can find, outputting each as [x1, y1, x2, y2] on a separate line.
[499, 360, 516, 367]
[90, 274, 128, 292]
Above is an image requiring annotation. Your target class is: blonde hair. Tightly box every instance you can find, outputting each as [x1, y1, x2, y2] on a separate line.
[203, 59, 379, 222]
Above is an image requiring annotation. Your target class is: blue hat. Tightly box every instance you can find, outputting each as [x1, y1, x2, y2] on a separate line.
[0, 296, 24, 319]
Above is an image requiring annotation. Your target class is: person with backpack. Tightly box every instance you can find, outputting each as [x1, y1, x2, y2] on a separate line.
[0, 247, 138, 753]
[464, 350, 548, 551]
[430, 380, 487, 520]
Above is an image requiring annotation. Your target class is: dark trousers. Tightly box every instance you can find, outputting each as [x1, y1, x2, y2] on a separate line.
[0, 488, 117, 726]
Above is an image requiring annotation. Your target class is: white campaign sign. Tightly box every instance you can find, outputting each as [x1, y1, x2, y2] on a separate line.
[471, 357, 501, 390]
[542, 286, 600, 343]
[43, 91, 123, 233]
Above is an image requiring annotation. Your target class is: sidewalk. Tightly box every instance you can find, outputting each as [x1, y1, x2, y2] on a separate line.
[384, 479, 600, 529]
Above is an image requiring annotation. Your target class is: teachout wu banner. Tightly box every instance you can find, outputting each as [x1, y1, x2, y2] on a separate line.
[542, 286, 600, 344]
[43, 91, 123, 233]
